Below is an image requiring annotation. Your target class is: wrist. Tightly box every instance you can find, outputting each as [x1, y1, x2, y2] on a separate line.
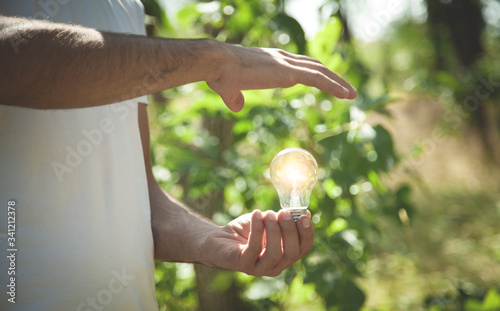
[198, 39, 227, 83]
[196, 224, 222, 268]
[174, 38, 226, 84]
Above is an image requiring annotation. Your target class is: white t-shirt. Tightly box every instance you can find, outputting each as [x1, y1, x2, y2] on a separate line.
[0, 1, 158, 310]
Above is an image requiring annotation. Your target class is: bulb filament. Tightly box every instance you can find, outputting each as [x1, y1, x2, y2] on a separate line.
[290, 190, 301, 208]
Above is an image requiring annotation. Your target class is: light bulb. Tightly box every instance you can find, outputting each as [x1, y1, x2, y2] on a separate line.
[270, 147, 318, 222]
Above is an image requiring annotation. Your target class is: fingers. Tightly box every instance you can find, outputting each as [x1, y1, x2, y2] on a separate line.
[220, 90, 245, 112]
[271, 210, 314, 273]
[279, 49, 355, 86]
[284, 57, 357, 100]
[208, 45, 357, 113]
[207, 81, 245, 112]
[293, 67, 350, 98]
[240, 209, 314, 277]
[253, 211, 281, 275]
[275, 49, 357, 99]
[296, 214, 314, 257]
[272, 209, 300, 272]
[240, 210, 264, 269]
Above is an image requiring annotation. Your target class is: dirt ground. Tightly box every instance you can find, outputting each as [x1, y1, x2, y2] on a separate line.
[361, 96, 500, 309]
[367, 95, 500, 191]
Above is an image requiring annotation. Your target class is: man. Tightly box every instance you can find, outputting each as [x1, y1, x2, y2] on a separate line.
[0, 1, 357, 310]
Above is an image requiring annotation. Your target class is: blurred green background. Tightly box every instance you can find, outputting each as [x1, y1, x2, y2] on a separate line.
[140, 0, 500, 310]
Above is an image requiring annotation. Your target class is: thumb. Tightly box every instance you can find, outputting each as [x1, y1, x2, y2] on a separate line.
[207, 81, 245, 112]
[219, 90, 245, 113]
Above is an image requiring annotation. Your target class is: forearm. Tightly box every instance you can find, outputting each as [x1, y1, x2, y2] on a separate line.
[0, 15, 357, 111]
[0, 16, 220, 109]
[149, 182, 219, 265]
[150, 179, 315, 276]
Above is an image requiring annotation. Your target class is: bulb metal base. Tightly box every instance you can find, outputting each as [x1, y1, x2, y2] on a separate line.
[288, 208, 307, 223]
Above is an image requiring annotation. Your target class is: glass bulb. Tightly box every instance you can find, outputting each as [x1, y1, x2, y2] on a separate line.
[270, 147, 318, 222]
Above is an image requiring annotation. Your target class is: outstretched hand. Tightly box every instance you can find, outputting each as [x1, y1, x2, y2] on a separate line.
[207, 45, 357, 112]
[205, 209, 314, 277]
[0, 16, 356, 109]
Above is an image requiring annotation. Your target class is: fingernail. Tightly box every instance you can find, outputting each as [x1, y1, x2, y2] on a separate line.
[302, 217, 311, 228]
[283, 210, 292, 221]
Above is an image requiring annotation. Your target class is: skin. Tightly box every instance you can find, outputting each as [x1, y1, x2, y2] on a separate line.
[0, 15, 357, 111]
[139, 104, 314, 277]
[0, 14, 357, 277]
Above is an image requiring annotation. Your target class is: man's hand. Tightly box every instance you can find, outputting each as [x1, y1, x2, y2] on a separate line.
[142, 105, 312, 276]
[204, 209, 314, 277]
[1, 16, 356, 109]
[208, 45, 357, 112]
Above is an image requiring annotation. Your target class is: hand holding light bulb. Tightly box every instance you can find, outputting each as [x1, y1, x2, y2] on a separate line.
[270, 148, 318, 222]
[199, 148, 316, 277]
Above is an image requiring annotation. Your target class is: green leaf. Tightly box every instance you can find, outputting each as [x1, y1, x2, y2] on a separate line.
[367, 170, 387, 194]
[327, 218, 348, 235]
[353, 124, 376, 143]
[342, 280, 366, 311]
[309, 17, 342, 62]
[274, 12, 307, 54]
[212, 271, 235, 293]
[372, 125, 397, 171]
[226, 0, 254, 33]
[177, 4, 202, 29]
[482, 288, 500, 309]
[141, 0, 172, 30]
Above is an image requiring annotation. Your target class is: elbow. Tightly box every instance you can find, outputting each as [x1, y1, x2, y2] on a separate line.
[0, 28, 26, 106]
[0, 68, 28, 107]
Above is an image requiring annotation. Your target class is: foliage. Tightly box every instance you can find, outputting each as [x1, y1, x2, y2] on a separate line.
[144, 1, 409, 310]
[465, 288, 500, 311]
[422, 287, 500, 311]
[142, 0, 498, 310]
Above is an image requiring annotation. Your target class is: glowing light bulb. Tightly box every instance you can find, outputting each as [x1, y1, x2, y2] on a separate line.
[270, 147, 318, 222]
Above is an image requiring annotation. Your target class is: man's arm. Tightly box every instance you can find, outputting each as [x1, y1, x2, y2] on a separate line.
[0, 16, 356, 111]
[138, 104, 313, 277]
